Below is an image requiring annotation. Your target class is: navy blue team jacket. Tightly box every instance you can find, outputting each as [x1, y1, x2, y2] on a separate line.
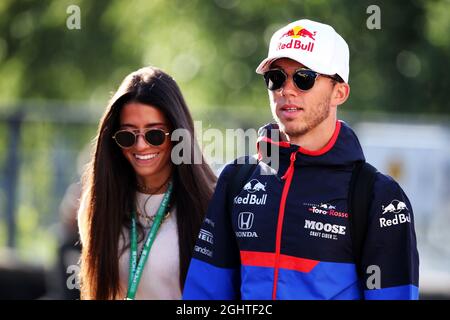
[183, 121, 419, 300]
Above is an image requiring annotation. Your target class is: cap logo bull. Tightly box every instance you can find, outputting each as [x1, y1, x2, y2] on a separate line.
[280, 26, 317, 41]
[277, 25, 316, 52]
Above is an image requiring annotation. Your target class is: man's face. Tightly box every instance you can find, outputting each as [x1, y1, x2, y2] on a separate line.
[267, 58, 336, 139]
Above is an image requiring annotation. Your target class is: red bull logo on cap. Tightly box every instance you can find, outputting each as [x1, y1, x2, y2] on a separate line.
[278, 25, 316, 53]
[280, 26, 317, 40]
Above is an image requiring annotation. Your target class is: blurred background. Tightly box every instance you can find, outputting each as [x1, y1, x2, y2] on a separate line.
[0, 0, 449, 299]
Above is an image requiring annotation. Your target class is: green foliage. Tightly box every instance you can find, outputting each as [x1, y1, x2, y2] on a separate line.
[16, 203, 57, 264]
[0, 0, 448, 116]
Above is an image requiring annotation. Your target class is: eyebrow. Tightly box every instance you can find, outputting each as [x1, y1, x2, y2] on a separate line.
[270, 63, 283, 69]
[120, 122, 167, 128]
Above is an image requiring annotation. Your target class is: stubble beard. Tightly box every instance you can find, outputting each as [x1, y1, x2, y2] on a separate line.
[276, 95, 332, 138]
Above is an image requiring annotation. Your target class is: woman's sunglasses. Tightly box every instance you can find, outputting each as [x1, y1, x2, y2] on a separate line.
[263, 68, 341, 91]
[113, 128, 170, 148]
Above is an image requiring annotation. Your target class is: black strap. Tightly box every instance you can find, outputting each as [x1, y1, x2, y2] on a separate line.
[226, 156, 259, 212]
[348, 161, 378, 278]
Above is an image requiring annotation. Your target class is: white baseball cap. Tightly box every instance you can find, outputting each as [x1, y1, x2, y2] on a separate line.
[255, 19, 350, 83]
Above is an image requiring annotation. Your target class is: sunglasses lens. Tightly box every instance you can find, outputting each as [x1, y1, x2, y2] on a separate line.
[145, 129, 166, 146]
[264, 70, 286, 90]
[115, 131, 136, 148]
[293, 70, 317, 90]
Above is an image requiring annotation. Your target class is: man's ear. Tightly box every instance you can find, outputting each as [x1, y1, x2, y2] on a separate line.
[332, 82, 350, 106]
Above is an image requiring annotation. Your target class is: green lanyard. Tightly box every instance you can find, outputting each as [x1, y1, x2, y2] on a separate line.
[125, 181, 173, 300]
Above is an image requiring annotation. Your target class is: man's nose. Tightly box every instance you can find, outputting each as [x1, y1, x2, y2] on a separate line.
[280, 76, 298, 96]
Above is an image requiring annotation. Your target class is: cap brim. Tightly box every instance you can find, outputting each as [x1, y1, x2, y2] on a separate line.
[255, 57, 278, 74]
[256, 52, 317, 74]
[255, 52, 334, 77]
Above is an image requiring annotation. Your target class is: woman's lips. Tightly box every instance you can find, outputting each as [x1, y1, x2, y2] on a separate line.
[133, 152, 159, 164]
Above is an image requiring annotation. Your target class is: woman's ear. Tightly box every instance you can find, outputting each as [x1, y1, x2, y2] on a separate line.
[332, 82, 350, 106]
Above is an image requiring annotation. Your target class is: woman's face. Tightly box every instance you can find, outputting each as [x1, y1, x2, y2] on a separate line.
[118, 102, 172, 190]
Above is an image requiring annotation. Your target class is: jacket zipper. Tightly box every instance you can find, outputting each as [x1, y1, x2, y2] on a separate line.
[272, 150, 298, 300]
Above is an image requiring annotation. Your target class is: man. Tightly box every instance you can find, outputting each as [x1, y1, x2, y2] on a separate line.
[183, 19, 419, 300]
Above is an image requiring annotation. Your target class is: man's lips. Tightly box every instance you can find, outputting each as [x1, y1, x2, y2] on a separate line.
[279, 104, 304, 118]
[280, 104, 304, 112]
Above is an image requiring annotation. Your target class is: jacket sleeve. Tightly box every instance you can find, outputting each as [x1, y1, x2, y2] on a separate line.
[182, 163, 241, 300]
[361, 173, 419, 299]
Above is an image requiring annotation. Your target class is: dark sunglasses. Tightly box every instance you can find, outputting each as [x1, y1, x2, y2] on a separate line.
[113, 128, 170, 148]
[263, 68, 341, 91]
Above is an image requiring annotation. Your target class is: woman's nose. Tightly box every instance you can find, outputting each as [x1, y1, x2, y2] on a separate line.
[134, 133, 148, 149]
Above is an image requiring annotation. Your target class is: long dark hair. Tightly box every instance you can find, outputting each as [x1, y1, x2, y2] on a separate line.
[79, 66, 216, 299]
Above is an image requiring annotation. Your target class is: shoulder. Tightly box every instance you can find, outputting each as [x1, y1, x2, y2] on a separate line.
[373, 171, 403, 194]
[370, 170, 413, 214]
[217, 155, 258, 181]
[77, 190, 90, 245]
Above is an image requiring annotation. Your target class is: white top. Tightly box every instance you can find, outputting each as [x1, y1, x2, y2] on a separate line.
[78, 191, 181, 300]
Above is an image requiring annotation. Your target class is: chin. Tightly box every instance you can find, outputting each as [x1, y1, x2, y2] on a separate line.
[283, 123, 308, 137]
[135, 169, 156, 180]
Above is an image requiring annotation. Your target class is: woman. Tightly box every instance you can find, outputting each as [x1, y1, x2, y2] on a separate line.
[78, 66, 217, 300]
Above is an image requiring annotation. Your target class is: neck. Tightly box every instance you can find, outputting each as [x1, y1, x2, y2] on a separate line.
[137, 166, 173, 194]
[283, 116, 337, 151]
